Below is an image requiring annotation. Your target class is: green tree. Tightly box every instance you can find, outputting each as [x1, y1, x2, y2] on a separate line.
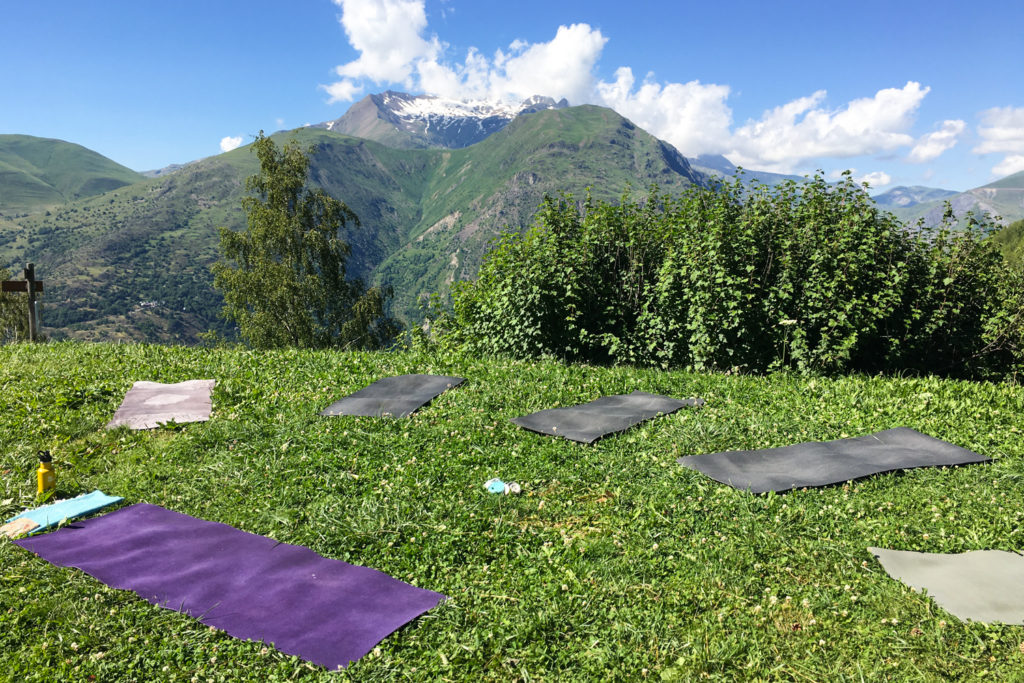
[212, 132, 399, 349]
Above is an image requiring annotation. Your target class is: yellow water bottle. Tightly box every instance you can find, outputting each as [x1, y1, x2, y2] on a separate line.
[36, 451, 55, 495]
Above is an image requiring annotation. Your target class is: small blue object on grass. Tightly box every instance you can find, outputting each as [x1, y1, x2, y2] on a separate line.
[484, 478, 521, 495]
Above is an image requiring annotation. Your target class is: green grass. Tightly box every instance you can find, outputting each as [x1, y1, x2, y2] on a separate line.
[1, 342, 1023, 681]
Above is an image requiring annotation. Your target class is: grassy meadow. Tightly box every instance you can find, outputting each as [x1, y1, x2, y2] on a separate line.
[1, 342, 1023, 680]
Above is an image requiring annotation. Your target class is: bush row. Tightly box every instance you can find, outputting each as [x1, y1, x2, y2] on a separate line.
[443, 174, 1024, 380]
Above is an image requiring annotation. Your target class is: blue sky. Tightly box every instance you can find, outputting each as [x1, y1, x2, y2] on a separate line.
[2, 0, 1022, 192]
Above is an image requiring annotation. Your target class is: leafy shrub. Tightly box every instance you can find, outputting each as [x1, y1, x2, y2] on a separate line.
[448, 174, 1024, 380]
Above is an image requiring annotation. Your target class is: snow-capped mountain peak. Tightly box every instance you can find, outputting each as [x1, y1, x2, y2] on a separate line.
[317, 91, 569, 150]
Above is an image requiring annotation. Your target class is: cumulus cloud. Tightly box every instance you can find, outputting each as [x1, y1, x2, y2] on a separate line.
[974, 106, 1024, 177]
[723, 83, 928, 172]
[992, 154, 1024, 177]
[326, 0, 440, 102]
[908, 119, 965, 163]
[324, 1, 946, 173]
[220, 136, 243, 153]
[596, 67, 733, 159]
[325, 2, 605, 105]
[855, 171, 892, 188]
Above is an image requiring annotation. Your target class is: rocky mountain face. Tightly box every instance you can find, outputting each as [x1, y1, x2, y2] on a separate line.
[315, 91, 569, 150]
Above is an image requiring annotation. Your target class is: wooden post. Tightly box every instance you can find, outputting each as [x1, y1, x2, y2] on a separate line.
[25, 263, 37, 342]
[2, 264, 43, 342]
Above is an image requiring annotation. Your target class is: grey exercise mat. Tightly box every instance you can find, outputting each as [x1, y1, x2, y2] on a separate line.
[107, 380, 216, 430]
[511, 390, 704, 444]
[869, 547, 1024, 624]
[676, 427, 989, 493]
[320, 374, 465, 418]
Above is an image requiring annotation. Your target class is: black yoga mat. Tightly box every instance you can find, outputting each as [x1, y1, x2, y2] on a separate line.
[869, 547, 1024, 624]
[15, 504, 446, 669]
[511, 390, 704, 444]
[677, 427, 990, 493]
[320, 374, 465, 418]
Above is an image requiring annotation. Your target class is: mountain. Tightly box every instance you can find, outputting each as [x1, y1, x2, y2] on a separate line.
[1, 104, 702, 343]
[872, 185, 959, 209]
[315, 90, 569, 150]
[141, 162, 191, 178]
[319, 96, 803, 189]
[0, 135, 144, 213]
[688, 154, 803, 186]
[887, 171, 1024, 227]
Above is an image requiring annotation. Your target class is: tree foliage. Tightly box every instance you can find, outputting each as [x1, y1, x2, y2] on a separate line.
[212, 132, 398, 349]
[448, 174, 1024, 380]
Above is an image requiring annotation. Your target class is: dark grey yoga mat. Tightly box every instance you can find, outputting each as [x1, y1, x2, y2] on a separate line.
[677, 427, 990, 493]
[15, 504, 446, 669]
[869, 547, 1024, 624]
[321, 374, 465, 418]
[511, 390, 704, 444]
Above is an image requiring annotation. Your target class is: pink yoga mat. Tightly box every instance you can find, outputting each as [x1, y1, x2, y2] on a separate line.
[107, 380, 216, 429]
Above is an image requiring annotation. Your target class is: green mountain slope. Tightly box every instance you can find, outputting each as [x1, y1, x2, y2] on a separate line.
[0, 135, 144, 212]
[377, 105, 701, 299]
[1, 106, 702, 343]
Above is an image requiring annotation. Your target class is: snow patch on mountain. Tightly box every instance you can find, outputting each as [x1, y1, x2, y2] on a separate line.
[381, 92, 565, 122]
[320, 91, 569, 149]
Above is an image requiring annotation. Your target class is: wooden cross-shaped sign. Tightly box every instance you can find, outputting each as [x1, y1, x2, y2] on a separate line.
[2, 263, 43, 341]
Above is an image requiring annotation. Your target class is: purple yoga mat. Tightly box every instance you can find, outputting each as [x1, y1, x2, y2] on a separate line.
[15, 504, 446, 669]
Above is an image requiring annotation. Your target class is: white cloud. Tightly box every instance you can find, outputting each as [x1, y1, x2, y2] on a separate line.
[596, 67, 733, 159]
[219, 136, 243, 153]
[324, 0, 440, 102]
[974, 106, 1024, 177]
[480, 23, 606, 105]
[722, 83, 929, 172]
[323, 1, 946, 173]
[974, 106, 1024, 154]
[992, 154, 1024, 177]
[855, 171, 892, 188]
[908, 119, 965, 162]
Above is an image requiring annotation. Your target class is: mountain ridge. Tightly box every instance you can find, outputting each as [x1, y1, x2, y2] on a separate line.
[887, 171, 1024, 227]
[315, 90, 569, 150]
[1, 104, 702, 343]
[0, 134, 144, 212]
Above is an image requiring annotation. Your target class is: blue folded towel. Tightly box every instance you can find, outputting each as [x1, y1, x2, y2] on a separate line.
[6, 490, 122, 534]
